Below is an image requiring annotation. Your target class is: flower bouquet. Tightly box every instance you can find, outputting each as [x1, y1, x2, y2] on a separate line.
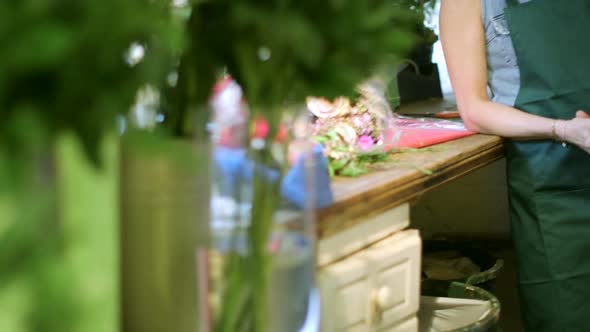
[308, 80, 400, 177]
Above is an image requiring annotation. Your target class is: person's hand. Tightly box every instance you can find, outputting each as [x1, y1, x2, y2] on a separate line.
[556, 110, 590, 153]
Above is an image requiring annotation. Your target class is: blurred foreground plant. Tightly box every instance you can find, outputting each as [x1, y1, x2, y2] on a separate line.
[0, 0, 181, 173]
[170, 1, 415, 331]
[0, 1, 180, 331]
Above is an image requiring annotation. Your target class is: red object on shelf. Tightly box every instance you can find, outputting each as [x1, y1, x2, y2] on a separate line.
[384, 116, 476, 150]
[394, 128, 475, 149]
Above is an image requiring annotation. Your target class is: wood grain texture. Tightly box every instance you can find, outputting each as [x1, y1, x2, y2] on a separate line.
[318, 134, 504, 238]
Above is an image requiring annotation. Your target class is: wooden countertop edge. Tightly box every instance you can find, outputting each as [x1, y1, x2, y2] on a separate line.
[317, 135, 505, 238]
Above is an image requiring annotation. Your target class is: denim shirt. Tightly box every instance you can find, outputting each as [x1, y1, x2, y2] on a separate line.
[482, 0, 530, 106]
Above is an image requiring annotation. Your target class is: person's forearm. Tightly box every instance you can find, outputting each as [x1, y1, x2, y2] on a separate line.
[441, 0, 590, 152]
[458, 98, 556, 140]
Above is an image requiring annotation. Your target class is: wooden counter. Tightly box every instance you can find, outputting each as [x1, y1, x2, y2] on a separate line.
[318, 134, 504, 239]
[317, 134, 504, 331]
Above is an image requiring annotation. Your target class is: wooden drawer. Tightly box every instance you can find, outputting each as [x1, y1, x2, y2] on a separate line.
[318, 204, 410, 266]
[377, 316, 418, 332]
[366, 230, 421, 330]
[318, 230, 421, 332]
[319, 256, 371, 331]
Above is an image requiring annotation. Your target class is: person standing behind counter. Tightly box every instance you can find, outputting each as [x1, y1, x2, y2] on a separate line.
[440, 0, 590, 331]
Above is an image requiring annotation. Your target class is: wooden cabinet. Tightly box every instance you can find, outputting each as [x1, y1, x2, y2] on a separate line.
[377, 316, 418, 332]
[318, 204, 421, 332]
[318, 133, 505, 331]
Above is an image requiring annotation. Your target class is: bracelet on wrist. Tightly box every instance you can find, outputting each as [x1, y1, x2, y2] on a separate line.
[554, 119, 569, 147]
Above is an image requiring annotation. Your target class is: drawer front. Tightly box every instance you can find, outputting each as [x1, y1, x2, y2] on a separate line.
[377, 316, 418, 332]
[318, 230, 421, 332]
[366, 230, 421, 329]
[318, 204, 410, 266]
[319, 256, 370, 331]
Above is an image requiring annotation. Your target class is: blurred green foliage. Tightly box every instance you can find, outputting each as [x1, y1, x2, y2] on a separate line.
[0, 0, 181, 171]
[0, 1, 425, 331]
[0, 135, 119, 332]
[166, 0, 416, 136]
[0, 1, 181, 332]
[169, 1, 417, 331]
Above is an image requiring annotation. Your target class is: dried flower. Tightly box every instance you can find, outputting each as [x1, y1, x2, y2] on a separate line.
[307, 96, 353, 118]
[331, 96, 353, 117]
[334, 123, 358, 146]
[306, 96, 334, 118]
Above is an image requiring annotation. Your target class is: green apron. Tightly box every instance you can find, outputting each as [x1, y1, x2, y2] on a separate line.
[504, 0, 590, 330]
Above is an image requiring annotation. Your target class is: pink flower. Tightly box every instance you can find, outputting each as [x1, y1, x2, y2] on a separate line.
[252, 118, 269, 139]
[358, 135, 375, 151]
[274, 124, 289, 143]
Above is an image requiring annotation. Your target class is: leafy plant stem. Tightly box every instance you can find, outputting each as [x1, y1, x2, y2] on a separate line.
[248, 147, 280, 331]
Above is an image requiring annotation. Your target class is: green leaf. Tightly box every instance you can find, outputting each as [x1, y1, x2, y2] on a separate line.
[330, 158, 349, 171]
[415, 166, 433, 175]
[327, 130, 340, 143]
[357, 151, 390, 163]
[311, 135, 329, 144]
[339, 162, 368, 177]
[328, 162, 335, 177]
[8, 24, 74, 70]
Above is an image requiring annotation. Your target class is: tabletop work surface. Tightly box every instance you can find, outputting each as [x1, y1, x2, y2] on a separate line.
[318, 134, 504, 238]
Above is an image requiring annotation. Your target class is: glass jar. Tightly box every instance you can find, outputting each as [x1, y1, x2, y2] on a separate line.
[203, 77, 322, 332]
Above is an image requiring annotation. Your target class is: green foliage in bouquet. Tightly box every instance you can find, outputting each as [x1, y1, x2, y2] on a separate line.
[313, 132, 390, 177]
[0, 2, 180, 332]
[172, 1, 416, 331]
